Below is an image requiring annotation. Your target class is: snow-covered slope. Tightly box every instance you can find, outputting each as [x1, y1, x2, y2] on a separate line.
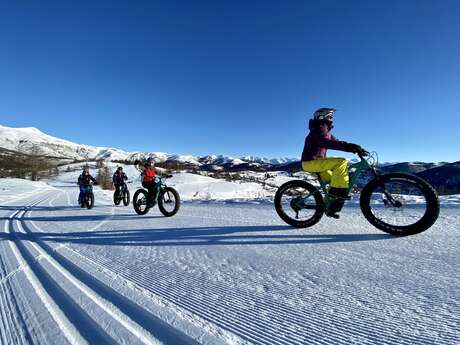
[50, 162, 273, 201]
[0, 125, 131, 161]
[0, 125, 297, 168]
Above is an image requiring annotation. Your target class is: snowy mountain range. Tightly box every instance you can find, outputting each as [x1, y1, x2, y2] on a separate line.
[1, 124, 459, 193]
[0, 125, 297, 170]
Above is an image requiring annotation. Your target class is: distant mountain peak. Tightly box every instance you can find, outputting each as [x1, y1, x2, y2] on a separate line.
[0, 124, 297, 170]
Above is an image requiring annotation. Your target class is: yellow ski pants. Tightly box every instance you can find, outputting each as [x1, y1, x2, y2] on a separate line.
[302, 157, 349, 189]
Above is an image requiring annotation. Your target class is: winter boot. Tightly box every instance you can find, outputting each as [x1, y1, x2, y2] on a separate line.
[326, 187, 349, 219]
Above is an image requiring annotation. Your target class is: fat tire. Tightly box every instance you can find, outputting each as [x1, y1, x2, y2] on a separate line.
[113, 191, 121, 205]
[133, 189, 150, 215]
[123, 189, 130, 206]
[86, 192, 94, 210]
[360, 173, 439, 236]
[158, 187, 180, 217]
[274, 180, 324, 228]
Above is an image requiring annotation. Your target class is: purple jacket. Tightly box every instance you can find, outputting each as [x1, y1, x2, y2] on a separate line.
[112, 171, 128, 185]
[301, 119, 354, 161]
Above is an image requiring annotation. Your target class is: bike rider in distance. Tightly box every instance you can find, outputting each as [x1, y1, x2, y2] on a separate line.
[137, 157, 158, 207]
[112, 166, 128, 196]
[301, 108, 367, 219]
[77, 167, 97, 206]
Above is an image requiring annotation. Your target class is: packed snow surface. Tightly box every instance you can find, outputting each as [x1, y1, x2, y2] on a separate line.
[0, 177, 459, 345]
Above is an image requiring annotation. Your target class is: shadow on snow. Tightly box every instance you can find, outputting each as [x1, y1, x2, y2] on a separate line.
[1, 223, 394, 247]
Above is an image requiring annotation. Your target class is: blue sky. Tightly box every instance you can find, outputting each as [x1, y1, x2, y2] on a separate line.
[0, 0, 459, 162]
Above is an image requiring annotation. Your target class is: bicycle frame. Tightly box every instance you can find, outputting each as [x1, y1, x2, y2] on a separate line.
[315, 154, 376, 208]
[80, 184, 93, 198]
[147, 177, 169, 203]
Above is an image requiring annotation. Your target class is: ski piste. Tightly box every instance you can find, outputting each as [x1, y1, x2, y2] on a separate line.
[0, 176, 458, 344]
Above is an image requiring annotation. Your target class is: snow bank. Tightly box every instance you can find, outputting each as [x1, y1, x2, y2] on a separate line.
[0, 177, 55, 204]
[168, 173, 271, 201]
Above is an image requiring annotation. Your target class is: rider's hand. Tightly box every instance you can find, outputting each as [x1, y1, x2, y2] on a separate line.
[348, 143, 362, 153]
[349, 144, 368, 156]
[360, 149, 370, 156]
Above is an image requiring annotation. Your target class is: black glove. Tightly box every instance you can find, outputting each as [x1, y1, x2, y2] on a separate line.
[348, 143, 367, 155]
[347, 143, 360, 153]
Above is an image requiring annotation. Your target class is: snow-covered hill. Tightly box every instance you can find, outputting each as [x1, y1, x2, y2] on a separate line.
[2, 124, 459, 193]
[0, 125, 296, 169]
[52, 161, 275, 202]
[0, 125, 132, 161]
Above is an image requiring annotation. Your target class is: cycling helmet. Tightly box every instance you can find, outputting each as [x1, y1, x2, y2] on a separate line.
[313, 108, 336, 121]
[145, 157, 154, 166]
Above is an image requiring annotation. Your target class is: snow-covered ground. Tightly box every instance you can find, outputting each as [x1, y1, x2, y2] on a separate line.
[52, 162, 274, 201]
[0, 177, 459, 344]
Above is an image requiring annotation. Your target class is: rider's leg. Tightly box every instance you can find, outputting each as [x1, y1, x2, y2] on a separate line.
[142, 181, 156, 207]
[302, 157, 349, 188]
[302, 158, 350, 217]
[318, 170, 332, 184]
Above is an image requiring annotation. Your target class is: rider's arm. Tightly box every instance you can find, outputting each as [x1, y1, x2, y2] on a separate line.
[315, 126, 356, 153]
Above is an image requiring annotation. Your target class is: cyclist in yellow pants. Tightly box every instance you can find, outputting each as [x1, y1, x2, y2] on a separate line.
[301, 108, 365, 218]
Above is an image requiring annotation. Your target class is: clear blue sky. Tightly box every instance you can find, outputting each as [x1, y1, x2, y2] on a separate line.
[0, 0, 458, 162]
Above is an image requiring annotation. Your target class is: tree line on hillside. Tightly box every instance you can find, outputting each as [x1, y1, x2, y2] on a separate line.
[1, 151, 458, 195]
[0, 149, 58, 181]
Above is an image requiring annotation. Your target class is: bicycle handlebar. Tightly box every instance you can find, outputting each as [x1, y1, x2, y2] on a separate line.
[357, 150, 370, 161]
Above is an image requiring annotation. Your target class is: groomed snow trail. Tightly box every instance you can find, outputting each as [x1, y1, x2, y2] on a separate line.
[0, 181, 459, 345]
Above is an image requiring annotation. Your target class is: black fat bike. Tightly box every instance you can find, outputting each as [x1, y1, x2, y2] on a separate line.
[113, 183, 130, 206]
[133, 174, 180, 217]
[274, 152, 440, 236]
[79, 184, 95, 209]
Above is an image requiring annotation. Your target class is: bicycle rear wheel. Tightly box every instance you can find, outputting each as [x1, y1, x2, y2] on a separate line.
[360, 173, 439, 235]
[274, 180, 324, 228]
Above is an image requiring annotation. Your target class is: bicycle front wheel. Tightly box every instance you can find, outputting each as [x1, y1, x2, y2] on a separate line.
[123, 189, 130, 206]
[158, 187, 180, 217]
[113, 191, 121, 205]
[86, 192, 94, 209]
[360, 173, 439, 235]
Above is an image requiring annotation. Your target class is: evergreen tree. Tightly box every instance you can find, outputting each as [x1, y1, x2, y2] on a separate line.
[97, 164, 114, 190]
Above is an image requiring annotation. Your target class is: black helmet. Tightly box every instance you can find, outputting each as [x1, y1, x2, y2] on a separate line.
[82, 167, 89, 175]
[117, 166, 123, 171]
[313, 108, 336, 121]
[145, 157, 154, 166]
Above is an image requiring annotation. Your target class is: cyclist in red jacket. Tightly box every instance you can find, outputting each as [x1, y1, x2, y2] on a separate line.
[141, 158, 158, 207]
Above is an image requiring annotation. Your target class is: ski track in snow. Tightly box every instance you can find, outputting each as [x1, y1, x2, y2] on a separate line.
[0, 182, 459, 345]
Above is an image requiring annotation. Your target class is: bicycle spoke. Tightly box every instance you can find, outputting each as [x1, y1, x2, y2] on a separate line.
[369, 180, 428, 227]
